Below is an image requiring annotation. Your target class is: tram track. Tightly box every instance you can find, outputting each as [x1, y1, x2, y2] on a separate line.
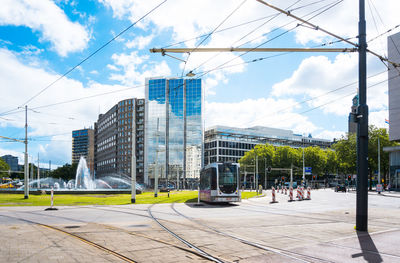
[169, 203, 332, 263]
[3, 208, 220, 262]
[0, 213, 137, 263]
[147, 203, 230, 263]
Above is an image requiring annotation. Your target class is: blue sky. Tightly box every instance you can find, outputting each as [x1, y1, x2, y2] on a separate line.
[0, 0, 398, 167]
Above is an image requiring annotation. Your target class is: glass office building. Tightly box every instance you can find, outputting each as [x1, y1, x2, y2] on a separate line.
[145, 78, 202, 187]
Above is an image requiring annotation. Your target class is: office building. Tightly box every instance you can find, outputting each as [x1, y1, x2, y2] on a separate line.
[94, 98, 145, 181]
[72, 129, 95, 175]
[145, 77, 202, 187]
[204, 125, 332, 165]
[388, 31, 400, 141]
[1, 155, 18, 172]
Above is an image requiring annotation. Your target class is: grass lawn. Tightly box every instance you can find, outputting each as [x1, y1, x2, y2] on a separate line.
[0, 191, 261, 206]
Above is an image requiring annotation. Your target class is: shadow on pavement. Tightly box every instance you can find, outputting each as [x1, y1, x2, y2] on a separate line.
[184, 200, 239, 208]
[351, 231, 383, 263]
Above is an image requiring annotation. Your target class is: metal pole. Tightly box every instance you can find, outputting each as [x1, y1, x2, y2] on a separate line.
[302, 147, 305, 185]
[176, 168, 179, 191]
[256, 154, 258, 192]
[356, 0, 368, 232]
[37, 153, 40, 189]
[131, 102, 136, 203]
[24, 105, 29, 199]
[264, 158, 267, 189]
[154, 118, 159, 197]
[290, 164, 293, 188]
[378, 136, 381, 186]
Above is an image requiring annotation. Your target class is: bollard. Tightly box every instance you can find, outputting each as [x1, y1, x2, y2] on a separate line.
[51, 187, 54, 207]
[45, 187, 58, 211]
[305, 187, 311, 200]
[288, 187, 294, 202]
[270, 187, 278, 203]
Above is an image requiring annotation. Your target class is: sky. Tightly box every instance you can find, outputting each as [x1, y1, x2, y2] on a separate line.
[0, 0, 399, 167]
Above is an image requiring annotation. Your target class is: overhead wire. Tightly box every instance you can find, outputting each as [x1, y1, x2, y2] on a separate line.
[269, 73, 399, 127]
[188, 0, 307, 73]
[0, 0, 168, 117]
[180, 0, 248, 77]
[246, 70, 388, 127]
[193, 0, 344, 78]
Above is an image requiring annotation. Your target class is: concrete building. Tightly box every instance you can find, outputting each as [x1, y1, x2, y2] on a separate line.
[388, 32, 400, 141]
[72, 129, 95, 175]
[0, 155, 18, 172]
[204, 125, 332, 165]
[94, 98, 145, 182]
[145, 77, 202, 187]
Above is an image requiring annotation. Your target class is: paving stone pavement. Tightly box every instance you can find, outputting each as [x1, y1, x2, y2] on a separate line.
[0, 189, 399, 262]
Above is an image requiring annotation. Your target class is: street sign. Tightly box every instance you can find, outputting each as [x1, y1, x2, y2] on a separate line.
[305, 167, 312, 175]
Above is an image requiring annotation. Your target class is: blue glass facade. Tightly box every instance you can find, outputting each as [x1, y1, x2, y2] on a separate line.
[145, 78, 202, 186]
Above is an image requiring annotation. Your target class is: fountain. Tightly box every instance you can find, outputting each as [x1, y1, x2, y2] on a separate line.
[14, 156, 143, 193]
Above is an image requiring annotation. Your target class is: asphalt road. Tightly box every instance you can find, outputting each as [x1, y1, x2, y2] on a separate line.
[0, 189, 399, 262]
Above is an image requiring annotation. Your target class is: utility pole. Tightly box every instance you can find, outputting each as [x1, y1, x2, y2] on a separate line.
[24, 105, 29, 199]
[37, 153, 40, 189]
[378, 136, 381, 186]
[255, 154, 258, 190]
[302, 147, 305, 185]
[356, 0, 369, 232]
[131, 103, 136, 203]
[154, 118, 159, 197]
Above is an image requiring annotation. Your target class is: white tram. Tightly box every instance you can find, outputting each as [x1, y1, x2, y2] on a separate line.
[199, 162, 241, 203]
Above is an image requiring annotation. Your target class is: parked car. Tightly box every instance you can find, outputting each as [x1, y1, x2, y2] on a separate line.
[335, 185, 347, 192]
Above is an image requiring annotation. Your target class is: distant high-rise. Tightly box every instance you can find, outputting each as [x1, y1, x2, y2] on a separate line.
[348, 95, 358, 134]
[1, 155, 18, 172]
[72, 129, 94, 174]
[94, 98, 145, 181]
[145, 78, 202, 188]
[388, 31, 400, 141]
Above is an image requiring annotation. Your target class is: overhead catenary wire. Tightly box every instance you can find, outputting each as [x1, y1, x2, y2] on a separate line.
[180, 0, 248, 77]
[246, 70, 389, 127]
[255, 0, 400, 69]
[188, 0, 305, 73]
[269, 74, 400, 127]
[0, 0, 168, 117]
[191, 0, 344, 79]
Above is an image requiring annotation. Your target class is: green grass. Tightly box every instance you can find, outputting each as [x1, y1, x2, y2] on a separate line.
[0, 191, 260, 206]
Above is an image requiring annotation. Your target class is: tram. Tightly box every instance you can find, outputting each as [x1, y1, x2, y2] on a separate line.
[199, 162, 241, 203]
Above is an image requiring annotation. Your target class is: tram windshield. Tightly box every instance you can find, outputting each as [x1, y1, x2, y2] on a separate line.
[218, 164, 238, 194]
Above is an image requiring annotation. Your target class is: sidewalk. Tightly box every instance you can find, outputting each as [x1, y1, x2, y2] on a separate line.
[348, 189, 400, 198]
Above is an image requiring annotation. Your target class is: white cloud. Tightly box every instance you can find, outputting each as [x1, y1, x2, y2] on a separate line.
[109, 51, 171, 86]
[205, 97, 319, 136]
[0, 48, 143, 165]
[0, 0, 89, 56]
[126, 34, 154, 49]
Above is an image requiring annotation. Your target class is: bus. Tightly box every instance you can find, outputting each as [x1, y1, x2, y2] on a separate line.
[199, 162, 241, 203]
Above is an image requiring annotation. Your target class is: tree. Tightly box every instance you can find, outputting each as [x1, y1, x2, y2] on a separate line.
[50, 163, 78, 181]
[0, 158, 10, 177]
[303, 146, 327, 177]
[273, 146, 301, 169]
[332, 133, 357, 175]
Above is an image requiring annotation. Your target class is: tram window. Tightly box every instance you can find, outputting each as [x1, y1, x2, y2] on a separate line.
[211, 168, 217, 190]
